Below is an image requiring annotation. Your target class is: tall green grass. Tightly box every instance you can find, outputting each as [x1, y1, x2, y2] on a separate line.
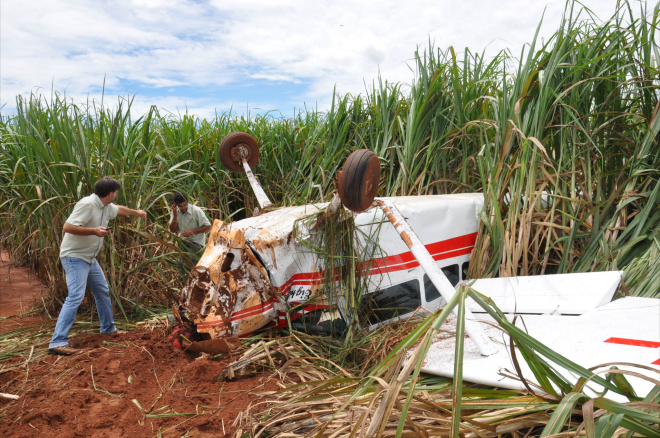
[0, 0, 658, 316]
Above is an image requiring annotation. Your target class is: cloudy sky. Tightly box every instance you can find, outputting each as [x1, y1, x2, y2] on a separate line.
[1, 0, 628, 120]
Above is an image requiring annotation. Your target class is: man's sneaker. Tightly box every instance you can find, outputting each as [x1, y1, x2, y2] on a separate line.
[48, 346, 78, 356]
[104, 329, 127, 336]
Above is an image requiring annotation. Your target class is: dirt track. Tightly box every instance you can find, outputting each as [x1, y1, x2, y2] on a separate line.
[0, 251, 280, 437]
[0, 249, 47, 318]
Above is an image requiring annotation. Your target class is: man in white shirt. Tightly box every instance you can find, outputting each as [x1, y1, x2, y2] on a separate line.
[49, 177, 147, 356]
[169, 192, 212, 268]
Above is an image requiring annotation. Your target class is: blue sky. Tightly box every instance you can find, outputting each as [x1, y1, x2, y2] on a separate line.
[1, 0, 631, 120]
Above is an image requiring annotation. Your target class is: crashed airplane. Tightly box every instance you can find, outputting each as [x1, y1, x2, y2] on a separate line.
[176, 132, 487, 344]
[173, 132, 659, 400]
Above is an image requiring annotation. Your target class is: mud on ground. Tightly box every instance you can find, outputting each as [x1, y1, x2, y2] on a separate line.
[1, 330, 280, 438]
[0, 251, 282, 438]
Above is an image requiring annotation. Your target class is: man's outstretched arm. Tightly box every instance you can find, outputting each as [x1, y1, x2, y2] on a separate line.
[117, 205, 147, 219]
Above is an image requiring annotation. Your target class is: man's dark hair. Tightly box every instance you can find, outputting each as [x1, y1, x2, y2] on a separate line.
[94, 177, 122, 198]
[173, 192, 188, 204]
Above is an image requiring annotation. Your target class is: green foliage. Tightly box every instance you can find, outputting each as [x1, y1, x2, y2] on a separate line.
[1, 0, 658, 317]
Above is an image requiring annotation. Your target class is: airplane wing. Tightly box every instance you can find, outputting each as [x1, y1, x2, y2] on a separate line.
[421, 273, 660, 402]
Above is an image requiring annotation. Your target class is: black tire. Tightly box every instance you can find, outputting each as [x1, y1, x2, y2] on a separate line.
[337, 150, 380, 212]
[218, 132, 260, 173]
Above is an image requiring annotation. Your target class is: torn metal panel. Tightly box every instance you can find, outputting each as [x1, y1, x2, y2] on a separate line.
[181, 222, 279, 339]
[180, 203, 330, 338]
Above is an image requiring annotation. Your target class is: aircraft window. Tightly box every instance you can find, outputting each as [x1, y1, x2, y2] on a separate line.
[424, 264, 460, 301]
[424, 275, 440, 301]
[362, 279, 421, 325]
[443, 264, 459, 285]
[462, 262, 470, 280]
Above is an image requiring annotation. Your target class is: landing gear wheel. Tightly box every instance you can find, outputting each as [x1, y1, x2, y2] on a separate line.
[337, 150, 380, 212]
[219, 132, 260, 173]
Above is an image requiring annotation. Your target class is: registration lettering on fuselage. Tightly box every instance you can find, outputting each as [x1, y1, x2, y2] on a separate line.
[287, 285, 312, 302]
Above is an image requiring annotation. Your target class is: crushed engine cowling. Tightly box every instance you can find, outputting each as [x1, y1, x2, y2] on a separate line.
[179, 220, 283, 340]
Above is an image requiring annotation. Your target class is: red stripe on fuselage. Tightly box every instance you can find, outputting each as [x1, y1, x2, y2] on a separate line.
[196, 320, 225, 328]
[367, 247, 474, 275]
[604, 337, 660, 349]
[230, 303, 274, 321]
[195, 301, 275, 328]
[274, 232, 477, 291]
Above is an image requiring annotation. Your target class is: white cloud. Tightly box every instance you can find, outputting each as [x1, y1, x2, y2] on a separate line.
[1, 0, 631, 120]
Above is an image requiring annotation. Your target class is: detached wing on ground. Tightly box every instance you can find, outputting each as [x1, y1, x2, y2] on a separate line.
[421, 272, 660, 402]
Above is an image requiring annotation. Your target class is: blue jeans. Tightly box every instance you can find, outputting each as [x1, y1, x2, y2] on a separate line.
[49, 257, 117, 348]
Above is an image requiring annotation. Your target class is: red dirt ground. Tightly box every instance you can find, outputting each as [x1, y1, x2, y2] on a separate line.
[0, 249, 48, 334]
[0, 251, 281, 437]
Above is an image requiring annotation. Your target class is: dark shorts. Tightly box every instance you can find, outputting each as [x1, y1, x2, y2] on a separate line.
[179, 241, 205, 268]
